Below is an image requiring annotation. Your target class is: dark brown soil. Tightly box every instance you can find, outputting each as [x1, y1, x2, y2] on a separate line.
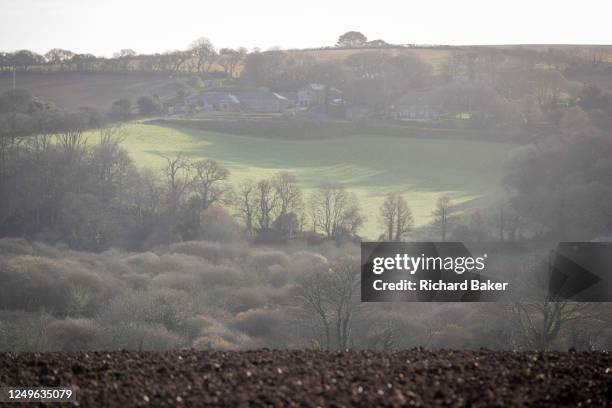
[1, 349, 611, 407]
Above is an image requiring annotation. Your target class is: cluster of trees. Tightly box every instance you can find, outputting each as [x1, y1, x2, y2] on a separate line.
[0, 38, 248, 77]
[241, 48, 433, 113]
[503, 106, 612, 240]
[0, 89, 369, 250]
[335, 31, 393, 49]
[239, 47, 608, 130]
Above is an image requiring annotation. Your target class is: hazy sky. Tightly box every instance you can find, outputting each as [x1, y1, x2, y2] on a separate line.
[1, 0, 610, 56]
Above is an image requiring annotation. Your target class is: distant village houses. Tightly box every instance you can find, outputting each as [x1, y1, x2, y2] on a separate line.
[391, 89, 444, 122]
[169, 84, 463, 124]
[177, 90, 293, 114]
[297, 83, 343, 107]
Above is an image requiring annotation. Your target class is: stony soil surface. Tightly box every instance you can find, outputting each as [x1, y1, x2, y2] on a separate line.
[1, 349, 611, 407]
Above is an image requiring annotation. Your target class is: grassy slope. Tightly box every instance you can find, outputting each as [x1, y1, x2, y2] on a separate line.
[106, 123, 514, 239]
[295, 48, 452, 72]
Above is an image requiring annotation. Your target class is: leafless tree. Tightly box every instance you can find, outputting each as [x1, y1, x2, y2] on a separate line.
[379, 192, 413, 241]
[511, 300, 591, 350]
[272, 172, 303, 219]
[272, 172, 304, 237]
[255, 179, 278, 230]
[191, 159, 229, 211]
[160, 153, 191, 213]
[293, 257, 360, 349]
[309, 184, 363, 238]
[431, 194, 454, 241]
[189, 37, 217, 74]
[217, 48, 247, 77]
[233, 179, 257, 237]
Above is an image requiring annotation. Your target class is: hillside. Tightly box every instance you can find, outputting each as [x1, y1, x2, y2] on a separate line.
[2, 44, 611, 111]
[0, 72, 185, 111]
[101, 123, 513, 239]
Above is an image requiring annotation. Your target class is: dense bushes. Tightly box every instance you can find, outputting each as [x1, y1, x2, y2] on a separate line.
[1, 237, 611, 352]
[0, 255, 112, 316]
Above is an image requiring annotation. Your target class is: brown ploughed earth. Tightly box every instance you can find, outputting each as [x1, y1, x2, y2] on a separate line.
[1, 349, 611, 407]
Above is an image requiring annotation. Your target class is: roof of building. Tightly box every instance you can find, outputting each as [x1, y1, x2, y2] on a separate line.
[395, 89, 446, 107]
[188, 91, 240, 104]
[276, 91, 298, 100]
[232, 91, 287, 102]
[300, 83, 326, 92]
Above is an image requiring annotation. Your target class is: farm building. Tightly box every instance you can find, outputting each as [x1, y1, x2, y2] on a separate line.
[233, 91, 292, 113]
[297, 83, 343, 107]
[345, 104, 371, 120]
[186, 91, 241, 112]
[391, 89, 445, 122]
[183, 90, 291, 113]
[276, 91, 298, 107]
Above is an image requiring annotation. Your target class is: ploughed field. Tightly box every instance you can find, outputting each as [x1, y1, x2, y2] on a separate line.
[1, 349, 611, 407]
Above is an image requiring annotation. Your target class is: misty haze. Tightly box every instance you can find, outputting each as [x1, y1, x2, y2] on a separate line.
[0, 1, 611, 406]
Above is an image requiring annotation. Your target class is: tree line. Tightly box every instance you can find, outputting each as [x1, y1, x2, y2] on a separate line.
[0, 39, 247, 77]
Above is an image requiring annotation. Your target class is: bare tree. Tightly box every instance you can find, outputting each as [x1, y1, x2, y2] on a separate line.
[272, 172, 303, 218]
[189, 37, 217, 74]
[233, 179, 257, 237]
[57, 112, 87, 159]
[160, 153, 191, 213]
[167, 50, 190, 73]
[328, 259, 360, 349]
[91, 125, 131, 210]
[511, 300, 591, 350]
[508, 252, 594, 350]
[294, 268, 333, 349]
[191, 159, 229, 211]
[217, 48, 247, 77]
[309, 184, 363, 238]
[255, 179, 278, 231]
[272, 172, 304, 237]
[431, 194, 454, 241]
[379, 192, 414, 241]
[293, 257, 360, 349]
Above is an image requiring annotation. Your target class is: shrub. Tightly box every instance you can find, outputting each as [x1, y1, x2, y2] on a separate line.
[231, 308, 287, 346]
[0, 256, 107, 316]
[122, 272, 150, 290]
[178, 315, 216, 341]
[30, 242, 63, 258]
[94, 322, 182, 350]
[150, 271, 200, 292]
[168, 241, 247, 263]
[47, 318, 98, 351]
[248, 250, 290, 272]
[199, 205, 243, 243]
[430, 323, 476, 349]
[0, 311, 53, 352]
[218, 286, 268, 314]
[101, 288, 195, 331]
[0, 238, 34, 256]
[196, 264, 243, 287]
[137, 95, 162, 116]
[193, 323, 262, 350]
[124, 252, 160, 273]
[193, 335, 234, 350]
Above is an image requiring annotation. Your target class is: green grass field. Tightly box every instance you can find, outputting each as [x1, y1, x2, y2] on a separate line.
[106, 123, 514, 239]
